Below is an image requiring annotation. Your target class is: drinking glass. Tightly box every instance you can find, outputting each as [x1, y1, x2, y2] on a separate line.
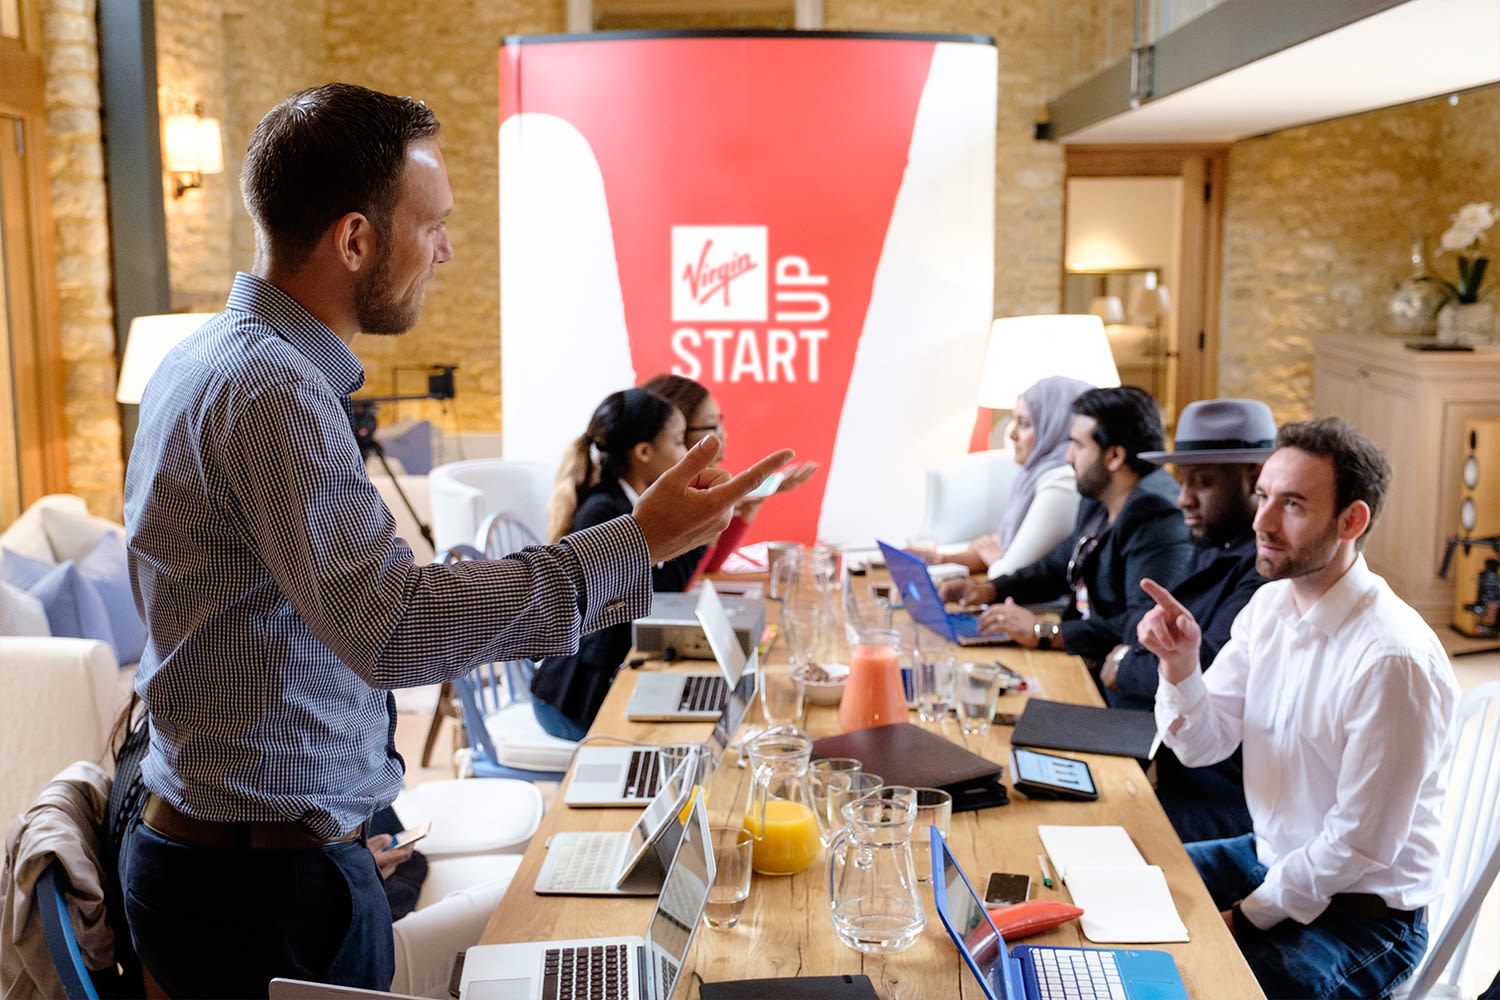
[658, 742, 712, 811]
[759, 658, 807, 734]
[911, 787, 953, 884]
[955, 662, 1003, 737]
[824, 772, 884, 846]
[705, 826, 755, 929]
[915, 654, 956, 724]
[809, 758, 863, 845]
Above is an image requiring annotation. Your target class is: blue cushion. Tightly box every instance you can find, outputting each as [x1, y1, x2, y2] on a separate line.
[0, 546, 52, 590]
[28, 560, 117, 653]
[76, 532, 147, 664]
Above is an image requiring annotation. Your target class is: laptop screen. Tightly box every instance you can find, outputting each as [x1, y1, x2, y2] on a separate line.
[698, 582, 758, 758]
[877, 540, 955, 640]
[645, 795, 713, 999]
[932, 828, 1020, 1000]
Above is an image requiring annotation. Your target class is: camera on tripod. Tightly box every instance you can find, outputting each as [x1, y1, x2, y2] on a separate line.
[349, 365, 457, 460]
[348, 365, 458, 550]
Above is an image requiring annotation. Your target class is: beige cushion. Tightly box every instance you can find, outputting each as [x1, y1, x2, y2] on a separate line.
[38, 502, 124, 564]
[0, 637, 126, 834]
[0, 494, 89, 564]
[0, 579, 50, 637]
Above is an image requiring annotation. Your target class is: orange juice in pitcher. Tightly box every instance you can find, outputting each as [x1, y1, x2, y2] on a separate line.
[741, 733, 821, 876]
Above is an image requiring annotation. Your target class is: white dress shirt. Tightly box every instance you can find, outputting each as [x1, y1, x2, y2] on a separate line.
[1156, 555, 1459, 929]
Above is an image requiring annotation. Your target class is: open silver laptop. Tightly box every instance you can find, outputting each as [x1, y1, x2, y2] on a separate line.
[624, 583, 762, 722]
[462, 794, 714, 1000]
[569, 581, 758, 807]
[535, 754, 694, 896]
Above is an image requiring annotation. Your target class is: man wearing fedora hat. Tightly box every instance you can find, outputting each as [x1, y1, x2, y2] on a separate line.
[1100, 398, 1276, 843]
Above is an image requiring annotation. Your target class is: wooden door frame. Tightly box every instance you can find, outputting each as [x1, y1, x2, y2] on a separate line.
[1064, 144, 1228, 422]
[0, 1, 68, 517]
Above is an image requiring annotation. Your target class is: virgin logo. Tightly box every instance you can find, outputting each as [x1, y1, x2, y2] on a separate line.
[682, 240, 759, 306]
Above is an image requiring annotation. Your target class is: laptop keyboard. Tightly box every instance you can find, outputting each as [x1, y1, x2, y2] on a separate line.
[677, 675, 727, 712]
[540, 833, 628, 892]
[1031, 947, 1126, 1000]
[543, 943, 631, 1000]
[624, 749, 661, 800]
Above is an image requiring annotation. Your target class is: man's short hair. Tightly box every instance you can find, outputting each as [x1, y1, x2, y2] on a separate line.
[1071, 386, 1166, 477]
[241, 83, 439, 269]
[1274, 417, 1392, 544]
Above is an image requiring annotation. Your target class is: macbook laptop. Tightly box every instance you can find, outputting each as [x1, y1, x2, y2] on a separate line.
[930, 828, 1189, 1000]
[462, 794, 714, 1000]
[570, 582, 758, 806]
[625, 582, 757, 722]
[878, 541, 1011, 646]
[535, 754, 695, 896]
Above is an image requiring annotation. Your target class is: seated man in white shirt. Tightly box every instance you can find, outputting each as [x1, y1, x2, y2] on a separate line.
[1136, 417, 1459, 1000]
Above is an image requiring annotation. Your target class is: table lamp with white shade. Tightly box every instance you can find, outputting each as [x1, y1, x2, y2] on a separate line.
[116, 313, 215, 404]
[976, 314, 1122, 412]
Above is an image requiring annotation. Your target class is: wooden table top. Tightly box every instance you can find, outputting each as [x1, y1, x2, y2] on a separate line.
[478, 597, 1264, 1000]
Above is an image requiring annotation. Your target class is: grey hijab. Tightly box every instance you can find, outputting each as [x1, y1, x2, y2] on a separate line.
[996, 375, 1095, 548]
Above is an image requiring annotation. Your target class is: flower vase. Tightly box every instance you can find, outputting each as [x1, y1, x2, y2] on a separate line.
[1437, 302, 1496, 345]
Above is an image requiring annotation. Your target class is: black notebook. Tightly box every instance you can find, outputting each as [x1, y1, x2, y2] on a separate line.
[812, 723, 1006, 812]
[702, 975, 882, 999]
[1009, 698, 1161, 759]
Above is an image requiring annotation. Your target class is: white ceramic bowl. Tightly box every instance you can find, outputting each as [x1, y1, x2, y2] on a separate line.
[795, 662, 850, 706]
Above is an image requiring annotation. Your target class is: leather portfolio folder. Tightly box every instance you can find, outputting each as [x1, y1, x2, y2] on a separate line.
[1009, 698, 1160, 759]
[811, 722, 1007, 812]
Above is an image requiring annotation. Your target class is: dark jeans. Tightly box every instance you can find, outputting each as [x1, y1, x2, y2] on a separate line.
[121, 816, 394, 998]
[533, 698, 589, 742]
[1187, 833, 1428, 1000]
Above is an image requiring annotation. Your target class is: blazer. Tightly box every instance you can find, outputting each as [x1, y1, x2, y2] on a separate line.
[989, 467, 1192, 665]
[530, 482, 704, 732]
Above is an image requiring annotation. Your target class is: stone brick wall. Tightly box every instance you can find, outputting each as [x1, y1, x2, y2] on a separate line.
[36, 1, 1500, 517]
[1218, 91, 1499, 424]
[40, 0, 121, 519]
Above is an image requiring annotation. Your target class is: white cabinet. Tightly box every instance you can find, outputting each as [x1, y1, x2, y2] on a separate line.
[1313, 334, 1500, 624]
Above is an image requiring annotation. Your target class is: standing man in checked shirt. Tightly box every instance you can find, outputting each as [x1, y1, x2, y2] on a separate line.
[1137, 418, 1458, 999]
[120, 83, 791, 998]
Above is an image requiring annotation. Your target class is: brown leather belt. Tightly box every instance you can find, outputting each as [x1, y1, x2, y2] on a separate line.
[1331, 893, 1416, 920]
[142, 795, 360, 851]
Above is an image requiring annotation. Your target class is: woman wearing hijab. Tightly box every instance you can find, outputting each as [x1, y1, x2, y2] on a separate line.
[921, 375, 1094, 580]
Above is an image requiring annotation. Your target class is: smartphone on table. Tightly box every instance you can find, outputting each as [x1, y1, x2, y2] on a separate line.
[984, 871, 1032, 906]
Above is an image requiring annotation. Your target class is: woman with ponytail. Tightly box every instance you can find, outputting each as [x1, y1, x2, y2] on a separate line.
[531, 388, 701, 739]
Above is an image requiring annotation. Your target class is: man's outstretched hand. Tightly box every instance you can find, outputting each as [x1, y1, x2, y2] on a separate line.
[1136, 578, 1203, 685]
[634, 436, 795, 564]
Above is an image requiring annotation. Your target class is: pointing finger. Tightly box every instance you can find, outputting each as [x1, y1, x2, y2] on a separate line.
[705, 448, 795, 505]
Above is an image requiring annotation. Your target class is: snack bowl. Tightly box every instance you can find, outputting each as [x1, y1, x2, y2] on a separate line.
[794, 662, 850, 706]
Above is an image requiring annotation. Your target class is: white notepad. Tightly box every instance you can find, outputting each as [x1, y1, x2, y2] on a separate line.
[1037, 825, 1190, 944]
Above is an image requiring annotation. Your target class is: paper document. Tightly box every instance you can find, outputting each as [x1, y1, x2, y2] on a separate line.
[1037, 825, 1190, 944]
[1036, 825, 1144, 882]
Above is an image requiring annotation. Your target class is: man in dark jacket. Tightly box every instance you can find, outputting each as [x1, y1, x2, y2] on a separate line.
[1100, 398, 1277, 842]
[941, 386, 1191, 665]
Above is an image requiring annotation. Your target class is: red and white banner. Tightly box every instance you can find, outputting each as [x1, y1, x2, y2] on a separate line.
[499, 31, 996, 545]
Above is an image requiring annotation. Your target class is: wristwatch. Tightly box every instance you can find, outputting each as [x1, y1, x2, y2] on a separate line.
[1033, 620, 1060, 650]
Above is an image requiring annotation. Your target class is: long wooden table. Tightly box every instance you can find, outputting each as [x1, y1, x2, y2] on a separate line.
[479, 602, 1265, 999]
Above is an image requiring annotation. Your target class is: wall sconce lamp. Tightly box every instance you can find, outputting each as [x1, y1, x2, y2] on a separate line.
[163, 103, 224, 198]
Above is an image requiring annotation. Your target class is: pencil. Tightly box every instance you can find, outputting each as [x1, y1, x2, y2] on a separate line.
[1038, 852, 1056, 889]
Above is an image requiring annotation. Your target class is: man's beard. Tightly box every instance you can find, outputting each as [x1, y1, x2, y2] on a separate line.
[354, 244, 423, 336]
[1075, 454, 1110, 500]
[1255, 518, 1340, 580]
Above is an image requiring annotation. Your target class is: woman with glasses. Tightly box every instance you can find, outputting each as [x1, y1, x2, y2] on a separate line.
[642, 374, 819, 574]
[915, 375, 1094, 580]
[532, 388, 704, 739]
